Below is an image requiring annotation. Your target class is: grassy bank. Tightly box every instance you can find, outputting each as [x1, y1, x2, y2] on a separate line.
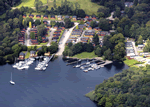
[72, 51, 98, 59]
[123, 58, 143, 67]
[25, 52, 30, 59]
[85, 90, 95, 101]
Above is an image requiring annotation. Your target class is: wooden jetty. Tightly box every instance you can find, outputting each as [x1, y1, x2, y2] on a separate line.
[98, 60, 113, 67]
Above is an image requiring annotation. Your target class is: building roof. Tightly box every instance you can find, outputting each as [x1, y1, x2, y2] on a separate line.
[51, 15, 55, 18]
[65, 16, 70, 18]
[19, 52, 25, 56]
[72, 16, 77, 18]
[30, 51, 36, 54]
[36, 15, 41, 17]
[43, 15, 48, 17]
[57, 15, 62, 18]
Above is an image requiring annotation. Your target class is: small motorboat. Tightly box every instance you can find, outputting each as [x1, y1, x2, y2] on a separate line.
[42, 67, 46, 70]
[10, 72, 15, 85]
[76, 65, 80, 68]
[83, 70, 88, 72]
[86, 62, 90, 65]
[45, 64, 48, 67]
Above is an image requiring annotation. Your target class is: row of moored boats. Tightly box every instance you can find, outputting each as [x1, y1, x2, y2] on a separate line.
[12, 58, 35, 70]
[35, 57, 50, 71]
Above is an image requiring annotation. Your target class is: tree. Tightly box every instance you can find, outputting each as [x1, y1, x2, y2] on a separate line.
[136, 35, 143, 45]
[104, 48, 112, 60]
[93, 34, 99, 46]
[68, 42, 73, 48]
[146, 20, 150, 27]
[130, 23, 140, 38]
[30, 32, 35, 39]
[110, 33, 125, 46]
[80, 19, 84, 24]
[64, 18, 73, 28]
[99, 18, 111, 31]
[143, 39, 150, 52]
[34, 19, 41, 26]
[38, 36, 42, 43]
[29, 21, 32, 28]
[95, 47, 102, 57]
[53, 0, 57, 9]
[113, 42, 126, 61]
[124, 25, 130, 37]
[90, 21, 97, 28]
[134, 0, 138, 6]
[34, 0, 43, 12]
[118, 17, 131, 29]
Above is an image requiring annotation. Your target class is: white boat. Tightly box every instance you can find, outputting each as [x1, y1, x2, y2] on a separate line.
[83, 70, 88, 72]
[80, 66, 84, 69]
[17, 66, 24, 70]
[12, 64, 18, 68]
[30, 58, 35, 61]
[36, 57, 39, 59]
[23, 65, 29, 69]
[10, 72, 15, 85]
[42, 67, 46, 70]
[76, 65, 80, 68]
[86, 62, 90, 65]
[45, 64, 48, 67]
[78, 59, 81, 61]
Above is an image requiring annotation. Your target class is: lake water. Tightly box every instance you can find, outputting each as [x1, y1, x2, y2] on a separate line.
[0, 56, 128, 107]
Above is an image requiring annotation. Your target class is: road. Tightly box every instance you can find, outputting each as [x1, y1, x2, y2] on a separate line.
[26, 27, 31, 46]
[106, 12, 114, 20]
[56, 22, 79, 56]
[77, 30, 86, 43]
[132, 42, 138, 55]
[47, 28, 56, 46]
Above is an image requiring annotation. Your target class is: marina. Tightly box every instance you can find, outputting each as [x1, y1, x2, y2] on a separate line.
[66, 58, 113, 73]
[12, 54, 54, 71]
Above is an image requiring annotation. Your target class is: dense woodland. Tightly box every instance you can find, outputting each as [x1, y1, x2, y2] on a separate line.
[86, 65, 150, 107]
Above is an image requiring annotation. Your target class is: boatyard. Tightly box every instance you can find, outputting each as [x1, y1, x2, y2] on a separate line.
[65, 58, 113, 73]
[12, 54, 54, 71]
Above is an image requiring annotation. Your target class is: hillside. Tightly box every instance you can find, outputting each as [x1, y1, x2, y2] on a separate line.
[16, 0, 101, 15]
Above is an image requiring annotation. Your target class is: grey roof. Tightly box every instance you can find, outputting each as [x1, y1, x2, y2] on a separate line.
[19, 52, 25, 56]
[30, 51, 36, 54]
[72, 16, 77, 18]
[37, 47, 42, 51]
[65, 16, 70, 18]
[57, 15, 62, 18]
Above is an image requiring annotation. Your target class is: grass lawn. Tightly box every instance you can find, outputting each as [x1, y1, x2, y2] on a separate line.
[39, 42, 48, 45]
[72, 51, 98, 59]
[124, 58, 143, 67]
[27, 45, 42, 49]
[25, 52, 30, 59]
[17, 0, 47, 8]
[16, 0, 101, 15]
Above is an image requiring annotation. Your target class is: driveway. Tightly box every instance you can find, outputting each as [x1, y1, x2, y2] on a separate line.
[47, 29, 56, 46]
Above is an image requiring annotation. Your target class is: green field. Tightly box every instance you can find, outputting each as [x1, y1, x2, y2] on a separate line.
[17, 0, 47, 8]
[123, 58, 143, 67]
[16, 0, 101, 15]
[72, 51, 98, 59]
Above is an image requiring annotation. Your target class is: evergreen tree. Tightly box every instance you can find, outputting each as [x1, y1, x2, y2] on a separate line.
[93, 34, 99, 46]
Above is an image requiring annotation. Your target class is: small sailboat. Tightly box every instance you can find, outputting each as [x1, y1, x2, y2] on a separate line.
[10, 72, 15, 85]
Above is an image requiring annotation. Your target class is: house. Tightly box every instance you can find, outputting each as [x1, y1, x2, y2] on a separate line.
[52, 37, 59, 40]
[69, 36, 77, 40]
[97, 31, 109, 36]
[43, 20, 48, 24]
[81, 37, 89, 43]
[85, 15, 89, 19]
[71, 32, 81, 37]
[31, 39, 38, 45]
[30, 51, 36, 57]
[86, 22, 91, 26]
[23, 14, 26, 18]
[47, 25, 52, 28]
[29, 14, 34, 18]
[42, 39, 48, 43]
[18, 38, 25, 45]
[54, 25, 58, 30]
[57, 15, 62, 20]
[53, 33, 60, 37]
[21, 29, 26, 35]
[94, 27, 101, 31]
[87, 26, 92, 30]
[61, 25, 65, 30]
[36, 15, 41, 18]
[19, 52, 25, 60]
[54, 31, 61, 34]
[44, 52, 50, 56]
[50, 15, 55, 19]
[66, 40, 72, 45]
[57, 28, 63, 31]
[43, 15, 48, 19]
[72, 16, 77, 21]
[52, 39, 57, 43]
[87, 18, 92, 22]
[92, 15, 96, 20]
[32, 24, 36, 28]
[138, 44, 145, 50]
[65, 15, 70, 19]
[78, 24, 86, 29]
[125, 2, 133, 7]
[84, 30, 95, 37]
[45, 28, 49, 31]
[30, 28, 37, 37]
